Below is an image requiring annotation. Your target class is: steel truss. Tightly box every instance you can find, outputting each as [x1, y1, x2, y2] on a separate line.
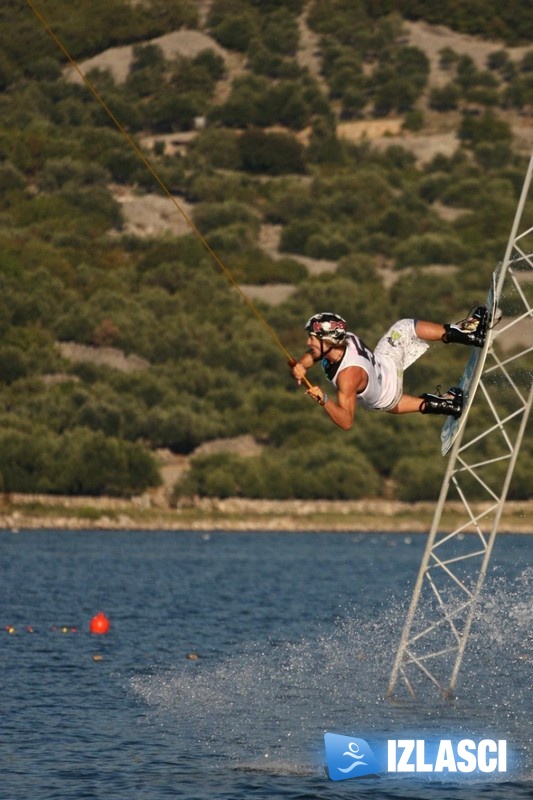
[387, 153, 533, 700]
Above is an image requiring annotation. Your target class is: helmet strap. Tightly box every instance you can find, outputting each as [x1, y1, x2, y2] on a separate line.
[320, 340, 335, 359]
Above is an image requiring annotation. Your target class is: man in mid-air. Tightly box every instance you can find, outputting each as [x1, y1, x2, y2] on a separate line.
[290, 308, 489, 430]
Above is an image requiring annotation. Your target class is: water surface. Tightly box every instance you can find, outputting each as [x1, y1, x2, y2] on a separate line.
[1, 529, 531, 798]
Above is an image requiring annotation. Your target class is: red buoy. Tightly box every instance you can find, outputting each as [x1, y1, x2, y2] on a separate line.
[89, 611, 110, 635]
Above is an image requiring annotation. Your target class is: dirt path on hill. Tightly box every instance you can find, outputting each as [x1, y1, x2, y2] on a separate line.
[405, 20, 532, 87]
[98, 14, 533, 296]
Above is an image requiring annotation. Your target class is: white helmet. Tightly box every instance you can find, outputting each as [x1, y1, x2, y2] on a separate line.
[304, 312, 347, 344]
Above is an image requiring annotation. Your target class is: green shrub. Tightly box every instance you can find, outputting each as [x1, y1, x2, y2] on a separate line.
[57, 428, 160, 496]
[144, 405, 225, 453]
[210, 76, 312, 129]
[72, 399, 124, 438]
[429, 82, 460, 112]
[438, 47, 459, 71]
[209, 9, 258, 52]
[403, 109, 424, 131]
[0, 426, 160, 496]
[0, 161, 26, 193]
[371, 46, 429, 115]
[0, 430, 51, 493]
[176, 441, 381, 500]
[206, 222, 258, 254]
[41, 0, 198, 61]
[418, 172, 451, 203]
[189, 128, 241, 170]
[391, 455, 446, 501]
[305, 232, 350, 260]
[126, 44, 166, 98]
[227, 249, 307, 284]
[0, 346, 29, 384]
[238, 129, 306, 175]
[337, 254, 378, 283]
[473, 142, 512, 170]
[261, 8, 299, 55]
[487, 50, 510, 71]
[37, 157, 109, 192]
[280, 218, 322, 254]
[146, 92, 198, 132]
[501, 80, 526, 111]
[508, 445, 533, 499]
[458, 110, 513, 147]
[394, 233, 468, 269]
[193, 200, 259, 234]
[390, 270, 463, 322]
[248, 43, 303, 79]
[464, 86, 500, 106]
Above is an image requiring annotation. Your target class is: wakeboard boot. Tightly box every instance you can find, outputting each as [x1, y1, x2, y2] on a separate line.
[420, 386, 463, 419]
[442, 305, 488, 348]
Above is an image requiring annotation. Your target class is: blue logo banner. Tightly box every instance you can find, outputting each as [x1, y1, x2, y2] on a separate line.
[324, 733, 382, 781]
[324, 734, 510, 780]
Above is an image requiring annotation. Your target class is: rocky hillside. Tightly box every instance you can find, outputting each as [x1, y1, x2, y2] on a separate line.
[0, 0, 531, 503]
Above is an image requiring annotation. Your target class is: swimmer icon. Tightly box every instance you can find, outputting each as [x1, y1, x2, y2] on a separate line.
[324, 733, 382, 781]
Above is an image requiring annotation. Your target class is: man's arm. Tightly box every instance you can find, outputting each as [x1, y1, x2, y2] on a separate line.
[290, 351, 316, 383]
[306, 367, 368, 431]
[323, 367, 367, 430]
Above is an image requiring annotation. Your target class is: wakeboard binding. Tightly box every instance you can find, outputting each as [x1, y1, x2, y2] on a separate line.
[443, 305, 489, 348]
[420, 386, 463, 418]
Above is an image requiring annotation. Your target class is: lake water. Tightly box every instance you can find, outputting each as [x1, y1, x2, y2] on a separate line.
[1, 528, 531, 799]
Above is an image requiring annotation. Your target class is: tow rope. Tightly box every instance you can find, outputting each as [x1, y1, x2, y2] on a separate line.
[27, 0, 314, 390]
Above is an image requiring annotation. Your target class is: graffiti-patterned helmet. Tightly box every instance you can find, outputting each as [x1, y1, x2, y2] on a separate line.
[304, 312, 347, 344]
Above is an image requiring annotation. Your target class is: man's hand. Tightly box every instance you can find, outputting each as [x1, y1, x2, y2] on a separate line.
[306, 385, 327, 406]
[290, 361, 308, 385]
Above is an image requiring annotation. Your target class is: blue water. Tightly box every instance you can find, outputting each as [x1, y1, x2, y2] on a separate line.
[1, 529, 531, 799]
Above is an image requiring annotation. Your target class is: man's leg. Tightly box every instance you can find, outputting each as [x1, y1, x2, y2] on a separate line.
[387, 389, 463, 418]
[415, 313, 489, 348]
[383, 317, 479, 418]
[414, 320, 446, 342]
[378, 320, 446, 415]
[387, 393, 425, 414]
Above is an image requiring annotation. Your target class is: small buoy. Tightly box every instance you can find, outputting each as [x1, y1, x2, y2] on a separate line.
[6, 626, 15, 635]
[89, 611, 110, 635]
[186, 652, 199, 661]
[92, 654, 104, 662]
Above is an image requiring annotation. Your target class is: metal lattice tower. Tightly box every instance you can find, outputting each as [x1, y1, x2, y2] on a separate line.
[387, 153, 533, 701]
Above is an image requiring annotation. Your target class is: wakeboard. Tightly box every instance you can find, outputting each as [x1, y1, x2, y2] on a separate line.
[441, 267, 500, 456]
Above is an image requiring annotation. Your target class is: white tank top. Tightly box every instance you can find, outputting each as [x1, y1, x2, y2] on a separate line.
[322, 333, 399, 411]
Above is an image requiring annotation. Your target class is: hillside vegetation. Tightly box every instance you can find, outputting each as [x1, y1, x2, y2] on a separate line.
[0, 0, 532, 502]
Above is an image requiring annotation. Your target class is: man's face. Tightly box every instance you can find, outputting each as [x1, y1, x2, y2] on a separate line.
[307, 334, 322, 358]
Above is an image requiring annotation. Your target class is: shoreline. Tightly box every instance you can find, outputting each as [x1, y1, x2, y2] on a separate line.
[1, 495, 532, 533]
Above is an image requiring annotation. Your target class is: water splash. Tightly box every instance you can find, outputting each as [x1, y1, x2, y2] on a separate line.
[130, 568, 531, 777]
